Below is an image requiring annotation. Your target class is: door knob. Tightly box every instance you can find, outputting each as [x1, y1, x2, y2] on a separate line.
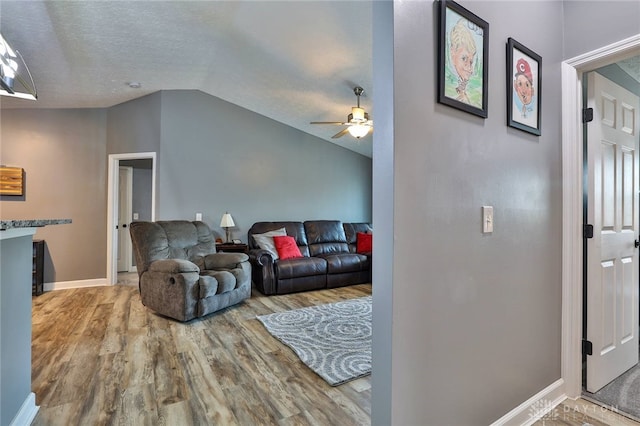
[635, 239, 639, 248]
[123, 224, 127, 228]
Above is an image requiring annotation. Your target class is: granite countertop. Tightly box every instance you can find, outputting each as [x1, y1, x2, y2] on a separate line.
[0, 219, 72, 230]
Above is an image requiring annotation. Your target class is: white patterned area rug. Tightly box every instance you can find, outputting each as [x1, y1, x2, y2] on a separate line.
[257, 296, 372, 386]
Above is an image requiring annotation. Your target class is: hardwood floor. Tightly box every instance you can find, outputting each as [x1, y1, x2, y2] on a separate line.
[31, 282, 372, 425]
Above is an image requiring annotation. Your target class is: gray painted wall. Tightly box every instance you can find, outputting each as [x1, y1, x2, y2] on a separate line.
[120, 159, 153, 267]
[120, 159, 153, 222]
[132, 167, 153, 222]
[0, 234, 33, 425]
[1, 90, 370, 283]
[371, 1, 393, 425]
[382, 1, 564, 424]
[0, 109, 107, 282]
[563, 1, 640, 60]
[596, 64, 640, 96]
[106, 92, 162, 155]
[157, 90, 372, 240]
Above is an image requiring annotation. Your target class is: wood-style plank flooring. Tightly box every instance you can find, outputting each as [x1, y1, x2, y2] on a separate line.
[32, 278, 637, 426]
[31, 280, 372, 425]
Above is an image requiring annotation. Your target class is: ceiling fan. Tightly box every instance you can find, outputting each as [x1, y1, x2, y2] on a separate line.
[311, 86, 373, 139]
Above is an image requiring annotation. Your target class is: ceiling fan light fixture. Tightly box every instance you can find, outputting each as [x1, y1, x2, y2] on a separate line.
[0, 33, 37, 101]
[347, 124, 370, 139]
[351, 107, 366, 123]
[310, 85, 372, 140]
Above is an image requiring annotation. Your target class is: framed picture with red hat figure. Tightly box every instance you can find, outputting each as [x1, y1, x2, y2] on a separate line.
[507, 38, 542, 136]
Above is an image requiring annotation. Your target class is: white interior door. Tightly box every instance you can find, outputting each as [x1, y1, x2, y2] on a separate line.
[586, 72, 640, 393]
[117, 166, 133, 273]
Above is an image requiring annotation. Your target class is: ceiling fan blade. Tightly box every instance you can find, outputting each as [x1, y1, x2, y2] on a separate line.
[310, 121, 348, 125]
[331, 128, 350, 139]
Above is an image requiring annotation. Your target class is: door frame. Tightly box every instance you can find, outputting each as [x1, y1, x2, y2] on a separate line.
[562, 34, 640, 398]
[107, 152, 157, 285]
[117, 166, 134, 273]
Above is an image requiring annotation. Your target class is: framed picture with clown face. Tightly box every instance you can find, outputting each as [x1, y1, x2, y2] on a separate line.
[507, 38, 542, 135]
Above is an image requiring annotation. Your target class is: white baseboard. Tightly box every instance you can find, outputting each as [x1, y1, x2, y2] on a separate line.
[490, 379, 566, 426]
[10, 392, 39, 426]
[44, 278, 108, 292]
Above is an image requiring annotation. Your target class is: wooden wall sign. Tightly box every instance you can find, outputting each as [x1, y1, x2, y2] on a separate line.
[0, 167, 24, 195]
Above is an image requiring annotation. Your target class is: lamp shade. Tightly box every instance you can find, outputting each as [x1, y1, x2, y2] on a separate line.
[220, 213, 235, 228]
[347, 124, 371, 139]
[351, 107, 366, 123]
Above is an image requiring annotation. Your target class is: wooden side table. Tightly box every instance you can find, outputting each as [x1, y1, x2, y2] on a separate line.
[216, 243, 248, 254]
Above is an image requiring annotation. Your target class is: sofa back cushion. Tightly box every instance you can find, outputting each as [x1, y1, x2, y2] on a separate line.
[304, 220, 349, 256]
[159, 220, 216, 260]
[248, 222, 310, 257]
[130, 220, 216, 275]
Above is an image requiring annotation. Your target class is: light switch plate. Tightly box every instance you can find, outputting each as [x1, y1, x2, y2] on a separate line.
[195, 213, 202, 221]
[133, 212, 139, 220]
[482, 206, 494, 233]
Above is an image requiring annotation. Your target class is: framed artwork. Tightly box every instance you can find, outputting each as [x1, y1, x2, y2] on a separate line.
[507, 38, 542, 135]
[0, 166, 23, 195]
[438, 0, 489, 118]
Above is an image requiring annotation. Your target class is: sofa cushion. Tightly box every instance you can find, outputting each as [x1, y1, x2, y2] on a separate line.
[304, 220, 349, 256]
[273, 235, 303, 260]
[344, 222, 373, 253]
[157, 220, 217, 261]
[276, 257, 327, 279]
[198, 275, 219, 298]
[204, 252, 249, 269]
[316, 253, 369, 274]
[200, 270, 237, 296]
[252, 227, 287, 259]
[248, 222, 310, 257]
[356, 232, 372, 253]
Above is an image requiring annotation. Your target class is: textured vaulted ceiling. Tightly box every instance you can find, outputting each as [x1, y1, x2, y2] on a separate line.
[0, 1, 373, 157]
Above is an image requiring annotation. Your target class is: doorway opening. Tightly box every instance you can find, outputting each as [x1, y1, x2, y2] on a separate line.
[561, 33, 640, 415]
[581, 66, 640, 416]
[106, 152, 157, 285]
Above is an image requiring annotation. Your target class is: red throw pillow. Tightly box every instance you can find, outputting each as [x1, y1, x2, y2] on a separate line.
[356, 232, 372, 253]
[273, 235, 303, 260]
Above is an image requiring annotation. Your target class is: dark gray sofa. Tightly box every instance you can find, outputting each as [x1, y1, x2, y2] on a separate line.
[248, 220, 371, 295]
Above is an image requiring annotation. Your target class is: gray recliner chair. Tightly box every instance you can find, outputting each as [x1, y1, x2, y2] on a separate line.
[129, 220, 251, 321]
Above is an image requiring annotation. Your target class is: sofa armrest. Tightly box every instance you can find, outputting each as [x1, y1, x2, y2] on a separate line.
[203, 252, 249, 269]
[141, 262, 200, 321]
[148, 259, 200, 274]
[248, 248, 274, 266]
[248, 248, 277, 295]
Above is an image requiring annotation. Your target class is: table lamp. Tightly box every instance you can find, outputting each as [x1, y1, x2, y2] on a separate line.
[220, 212, 235, 243]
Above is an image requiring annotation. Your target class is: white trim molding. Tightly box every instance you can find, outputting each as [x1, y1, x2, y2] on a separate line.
[561, 59, 585, 400]
[490, 379, 566, 426]
[9, 392, 38, 426]
[107, 152, 157, 286]
[43, 278, 108, 292]
[561, 34, 640, 399]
